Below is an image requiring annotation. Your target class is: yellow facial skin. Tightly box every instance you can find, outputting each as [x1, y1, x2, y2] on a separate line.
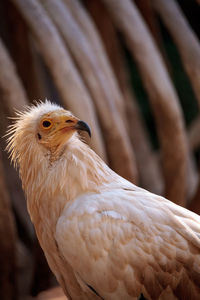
[37, 110, 91, 150]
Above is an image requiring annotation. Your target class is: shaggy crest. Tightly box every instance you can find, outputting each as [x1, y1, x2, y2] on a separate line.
[6, 100, 63, 168]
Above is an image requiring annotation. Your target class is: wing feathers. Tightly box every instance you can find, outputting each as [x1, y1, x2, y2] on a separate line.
[55, 189, 200, 299]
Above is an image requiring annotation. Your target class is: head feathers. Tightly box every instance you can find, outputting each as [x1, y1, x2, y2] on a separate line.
[6, 100, 64, 167]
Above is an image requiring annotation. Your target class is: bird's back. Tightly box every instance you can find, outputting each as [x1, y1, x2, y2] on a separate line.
[55, 183, 200, 300]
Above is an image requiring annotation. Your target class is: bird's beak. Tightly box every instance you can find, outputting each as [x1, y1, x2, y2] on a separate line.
[75, 120, 91, 137]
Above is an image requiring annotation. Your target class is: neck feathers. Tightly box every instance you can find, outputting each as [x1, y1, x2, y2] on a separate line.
[19, 137, 115, 215]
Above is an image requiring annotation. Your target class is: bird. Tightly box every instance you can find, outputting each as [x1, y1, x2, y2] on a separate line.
[7, 101, 200, 300]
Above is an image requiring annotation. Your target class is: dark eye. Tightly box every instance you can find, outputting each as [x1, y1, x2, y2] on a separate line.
[42, 120, 51, 127]
[66, 120, 73, 123]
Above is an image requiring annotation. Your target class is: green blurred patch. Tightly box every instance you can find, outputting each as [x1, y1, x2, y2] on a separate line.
[121, 13, 199, 150]
[159, 22, 199, 127]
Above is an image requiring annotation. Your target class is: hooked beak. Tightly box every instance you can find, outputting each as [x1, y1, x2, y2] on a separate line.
[75, 120, 91, 137]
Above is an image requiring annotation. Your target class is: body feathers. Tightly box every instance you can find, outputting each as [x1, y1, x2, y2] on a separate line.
[7, 102, 200, 299]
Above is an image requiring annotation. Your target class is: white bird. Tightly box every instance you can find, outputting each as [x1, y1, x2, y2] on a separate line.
[7, 101, 200, 300]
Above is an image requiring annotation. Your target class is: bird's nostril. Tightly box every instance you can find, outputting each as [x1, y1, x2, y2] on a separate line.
[66, 120, 73, 123]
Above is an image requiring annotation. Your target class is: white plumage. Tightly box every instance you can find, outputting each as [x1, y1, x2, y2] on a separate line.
[7, 101, 200, 300]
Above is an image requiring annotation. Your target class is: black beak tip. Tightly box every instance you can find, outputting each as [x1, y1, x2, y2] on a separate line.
[76, 120, 91, 138]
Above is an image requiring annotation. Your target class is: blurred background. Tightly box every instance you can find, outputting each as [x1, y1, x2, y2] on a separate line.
[0, 0, 200, 299]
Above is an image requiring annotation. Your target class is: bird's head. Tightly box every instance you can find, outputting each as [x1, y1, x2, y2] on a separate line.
[36, 108, 91, 149]
[7, 101, 91, 167]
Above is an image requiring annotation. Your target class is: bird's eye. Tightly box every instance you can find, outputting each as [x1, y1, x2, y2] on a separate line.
[42, 120, 52, 128]
[66, 120, 73, 123]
